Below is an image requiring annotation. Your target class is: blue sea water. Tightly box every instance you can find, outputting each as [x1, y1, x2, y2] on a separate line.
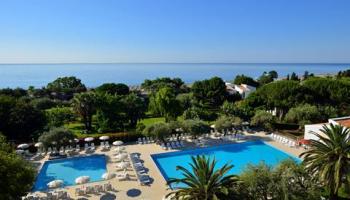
[151, 140, 300, 188]
[33, 155, 107, 191]
[0, 63, 349, 88]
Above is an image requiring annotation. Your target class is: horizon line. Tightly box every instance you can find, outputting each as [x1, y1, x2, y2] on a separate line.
[0, 62, 350, 65]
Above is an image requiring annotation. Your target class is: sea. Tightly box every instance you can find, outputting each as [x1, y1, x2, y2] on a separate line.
[0, 63, 349, 88]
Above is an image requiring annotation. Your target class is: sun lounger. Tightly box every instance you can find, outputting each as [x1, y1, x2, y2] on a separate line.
[75, 188, 84, 196]
[75, 144, 80, 152]
[105, 141, 110, 149]
[137, 138, 143, 144]
[166, 143, 172, 150]
[91, 143, 95, 150]
[84, 143, 89, 150]
[139, 174, 151, 185]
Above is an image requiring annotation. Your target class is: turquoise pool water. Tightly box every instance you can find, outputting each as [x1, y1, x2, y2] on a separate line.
[33, 155, 107, 191]
[151, 140, 300, 188]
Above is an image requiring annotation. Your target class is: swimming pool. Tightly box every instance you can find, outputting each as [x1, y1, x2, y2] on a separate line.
[151, 140, 300, 188]
[33, 154, 107, 191]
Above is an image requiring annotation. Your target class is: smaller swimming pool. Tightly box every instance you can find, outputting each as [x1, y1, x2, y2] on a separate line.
[151, 140, 301, 188]
[33, 154, 107, 191]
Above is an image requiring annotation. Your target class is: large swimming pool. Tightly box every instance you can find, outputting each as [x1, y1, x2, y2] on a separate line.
[33, 154, 107, 191]
[151, 140, 300, 188]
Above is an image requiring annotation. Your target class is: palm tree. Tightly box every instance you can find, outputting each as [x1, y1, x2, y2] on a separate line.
[300, 124, 350, 199]
[166, 155, 239, 200]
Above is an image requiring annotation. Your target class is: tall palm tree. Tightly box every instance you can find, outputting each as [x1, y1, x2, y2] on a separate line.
[300, 124, 350, 199]
[166, 155, 239, 200]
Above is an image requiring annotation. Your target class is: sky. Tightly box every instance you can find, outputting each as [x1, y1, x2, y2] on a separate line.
[0, 0, 350, 63]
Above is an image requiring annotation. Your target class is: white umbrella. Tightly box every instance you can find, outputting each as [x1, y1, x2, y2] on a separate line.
[84, 137, 94, 142]
[210, 124, 215, 128]
[75, 176, 90, 185]
[102, 172, 115, 180]
[112, 141, 123, 146]
[114, 153, 127, 160]
[74, 138, 79, 143]
[116, 162, 130, 169]
[34, 142, 43, 147]
[47, 180, 64, 189]
[99, 136, 109, 141]
[17, 143, 29, 149]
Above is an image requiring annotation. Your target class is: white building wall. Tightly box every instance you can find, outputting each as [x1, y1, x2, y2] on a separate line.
[304, 124, 327, 140]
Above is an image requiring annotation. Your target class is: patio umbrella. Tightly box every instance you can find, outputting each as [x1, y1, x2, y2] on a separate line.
[102, 172, 115, 180]
[17, 143, 29, 149]
[210, 124, 215, 129]
[116, 162, 130, 169]
[75, 176, 90, 185]
[34, 142, 43, 147]
[47, 180, 64, 189]
[112, 141, 123, 146]
[99, 136, 110, 141]
[84, 137, 94, 142]
[114, 153, 128, 160]
[74, 138, 79, 143]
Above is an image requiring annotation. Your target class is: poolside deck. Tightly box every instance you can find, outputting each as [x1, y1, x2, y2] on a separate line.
[28, 131, 305, 200]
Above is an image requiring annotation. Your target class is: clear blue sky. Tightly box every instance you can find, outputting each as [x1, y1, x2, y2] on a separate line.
[0, 0, 349, 63]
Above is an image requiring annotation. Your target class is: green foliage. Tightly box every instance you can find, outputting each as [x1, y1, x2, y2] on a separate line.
[221, 101, 254, 120]
[239, 162, 274, 200]
[181, 119, 210, 137]
[0, 87, 27, 98]
[166, 155, 239, 200]
[183, 106, 218, 121]
[251, 110, 275, 130]
[303, 77, 350, 107]
[0, 96, 46, 141]
[192, 77, 227, 108]
[301, 124, 350, 199]
[30, 97, 59, 110]
[176, 93, 193, 111]
[148, 87, 182, 122]
[142, 122, 171, 141]
[0, 134, 35, 200]
[141, 77, 187, 94]
[121, 93, 146, 127]
[38, 127, 75, 149]
[95, 83, 129, 95]
[214, 115, 242, 132]
[233, 74, 259, 87]
[239, 160, 322, 200]
[136, 123, 146, 134]
[337, 69, 350, 78]
[95, 94, 125, 132]
[285, 104, 321, 125]
[47, 76, 86, 99]
[72, 92, 98, 131]
[258, 71, 278, 86]
[46, 107, 75, 127]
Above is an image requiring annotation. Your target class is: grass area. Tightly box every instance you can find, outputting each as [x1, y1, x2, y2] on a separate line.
[139, 117, 165, 126]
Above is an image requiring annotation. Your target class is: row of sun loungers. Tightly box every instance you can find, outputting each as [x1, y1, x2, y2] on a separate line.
[22, 191, 69, 200]
[75, 183, 113, 196]
[130, 153, 152, 185]
[137, 137, 155, 144]
[270, 133, 296, 148]
[160, 140, 185, 150]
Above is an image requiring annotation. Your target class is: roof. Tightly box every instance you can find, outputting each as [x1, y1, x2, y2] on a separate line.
[334, 118, 350, 128]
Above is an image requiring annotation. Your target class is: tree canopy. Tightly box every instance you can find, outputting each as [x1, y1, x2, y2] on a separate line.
[192, 77, 227, 108]
[233, 74, 259, 87]
[38, 127, 75, 149]
[0, 134, 35, 200]
[95, 83, 129, 95]
[46, 76, 86, 99]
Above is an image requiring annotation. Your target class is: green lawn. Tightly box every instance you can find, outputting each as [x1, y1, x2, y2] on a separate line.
[139, 117, 165, 126]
